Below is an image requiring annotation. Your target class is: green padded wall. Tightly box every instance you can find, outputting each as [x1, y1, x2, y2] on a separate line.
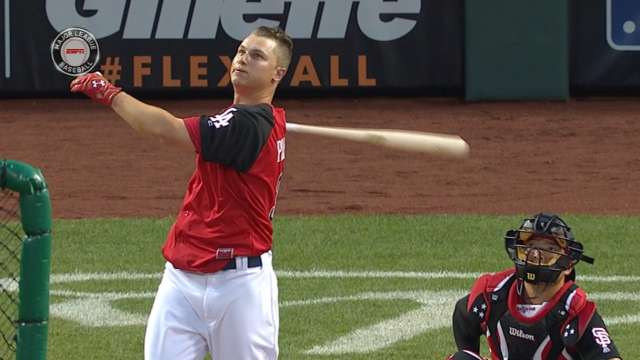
[465, 0, 569, 100]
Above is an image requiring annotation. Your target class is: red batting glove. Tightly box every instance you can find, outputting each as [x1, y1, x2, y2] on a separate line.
[70, 72, 122, 106]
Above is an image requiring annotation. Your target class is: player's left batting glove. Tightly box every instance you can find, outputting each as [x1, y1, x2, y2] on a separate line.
[70, 72, 122, 106]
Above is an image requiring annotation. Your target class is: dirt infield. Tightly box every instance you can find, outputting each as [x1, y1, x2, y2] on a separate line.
[1, 97, 639, 218]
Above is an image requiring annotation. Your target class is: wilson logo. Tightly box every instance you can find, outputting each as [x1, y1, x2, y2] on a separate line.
[527, 273, 536, 281]
[509, 327, 535, 341]
[46, 0, 421, 41]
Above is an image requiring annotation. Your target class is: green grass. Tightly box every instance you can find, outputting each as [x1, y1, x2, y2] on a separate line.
[37, 215, 640, 359]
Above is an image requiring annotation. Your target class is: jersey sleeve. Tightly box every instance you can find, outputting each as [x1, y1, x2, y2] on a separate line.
[452, 294, 483, 354]
[198, 104, 274, 172]
[183, 116, 202, 151]
[574, 311, 622, 359]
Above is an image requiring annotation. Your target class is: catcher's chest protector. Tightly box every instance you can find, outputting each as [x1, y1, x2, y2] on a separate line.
[470, 272, 594, 360]
[491, 310, 565, 358]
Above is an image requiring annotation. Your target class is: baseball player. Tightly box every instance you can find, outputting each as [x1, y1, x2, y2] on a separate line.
[70, 26, 292, 360]
[448, 213, 622, 360]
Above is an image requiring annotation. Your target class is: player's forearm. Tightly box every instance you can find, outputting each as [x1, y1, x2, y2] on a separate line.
[70, 72, 191, 149]
[111, 92, 180, 138]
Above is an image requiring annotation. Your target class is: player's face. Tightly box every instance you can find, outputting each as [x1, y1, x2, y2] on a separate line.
[231, 34, 285, 90]
[517, 237, 567, 267]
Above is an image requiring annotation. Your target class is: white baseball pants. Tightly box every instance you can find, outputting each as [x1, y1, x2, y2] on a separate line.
[144, 252, 279, 360]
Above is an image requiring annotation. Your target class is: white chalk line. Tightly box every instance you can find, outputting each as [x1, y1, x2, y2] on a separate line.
[46, 288, 640, 354]
[303, 290, 464, 355]
[1, 270, 637, 297]
[49, 272, 161, 284]
[46, 289, 640, 304]
[0, 269, 635, 297]
[50, 289, 156, 300]
[37, 271, 640, 355]
[283, 290, 464, 307]
[606, 313, 640, 326]
[43, 270, 640, 284]
[51, 298, 148, 327]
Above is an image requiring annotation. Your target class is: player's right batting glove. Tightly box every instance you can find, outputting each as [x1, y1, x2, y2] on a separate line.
[70, 72, 122, 106]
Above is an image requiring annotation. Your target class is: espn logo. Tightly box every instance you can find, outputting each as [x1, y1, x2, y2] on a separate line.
[607, 0, 640, 50]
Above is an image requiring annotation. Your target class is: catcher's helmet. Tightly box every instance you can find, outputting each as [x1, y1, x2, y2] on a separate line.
[505, 213, 594, 284]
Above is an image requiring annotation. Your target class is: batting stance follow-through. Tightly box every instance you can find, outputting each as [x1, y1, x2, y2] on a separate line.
[71, 26, 292, 360]
[448, 213, 622, 360]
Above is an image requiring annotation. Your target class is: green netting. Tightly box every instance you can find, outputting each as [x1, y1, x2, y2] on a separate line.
[0, 189, 21, 359]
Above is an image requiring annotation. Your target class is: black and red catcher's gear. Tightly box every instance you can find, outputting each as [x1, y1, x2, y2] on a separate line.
[162, 104, 286, 273]
[452, 269, 621, 359]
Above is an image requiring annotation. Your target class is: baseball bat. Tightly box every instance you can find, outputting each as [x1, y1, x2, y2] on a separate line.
[286, 122, 470, 158]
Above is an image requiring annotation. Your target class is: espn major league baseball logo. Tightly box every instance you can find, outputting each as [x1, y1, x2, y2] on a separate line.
[607, 0, 640, 50]
[50, 27, 100, 76]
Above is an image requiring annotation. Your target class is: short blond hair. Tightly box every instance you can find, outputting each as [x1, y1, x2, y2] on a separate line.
[251, 26, 293, 68]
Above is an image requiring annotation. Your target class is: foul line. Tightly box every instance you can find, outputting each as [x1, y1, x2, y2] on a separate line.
[4, 0, 9, 78]
[280, 270, 640, 283]
[277, 270, 483, 279]
[50, 289, 157, 300]
[50, 272, 161, 284]
[46, 270, 640, 284]
[282, 290, 466, 307]
[46, 288, 640, 305]
[606, 313, 640, 326]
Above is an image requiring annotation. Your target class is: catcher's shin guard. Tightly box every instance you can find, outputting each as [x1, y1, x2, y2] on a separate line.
[446, 350, 486, 360]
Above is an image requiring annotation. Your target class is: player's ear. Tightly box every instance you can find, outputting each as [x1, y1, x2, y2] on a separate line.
[273, 66, 287, 83]
[562, 266, 574, 281]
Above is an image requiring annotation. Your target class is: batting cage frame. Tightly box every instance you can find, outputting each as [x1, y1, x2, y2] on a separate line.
[0, 160, 52, 360]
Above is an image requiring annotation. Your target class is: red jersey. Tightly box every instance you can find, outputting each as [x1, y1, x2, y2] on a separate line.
[162, 104, 286, 273]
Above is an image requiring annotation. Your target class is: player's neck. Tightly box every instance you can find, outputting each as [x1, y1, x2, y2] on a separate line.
[522, 279, 564, 305]
[233, 86, 274, 106]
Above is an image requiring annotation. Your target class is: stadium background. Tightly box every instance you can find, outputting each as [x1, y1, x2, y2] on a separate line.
[1, 0, 640, 359]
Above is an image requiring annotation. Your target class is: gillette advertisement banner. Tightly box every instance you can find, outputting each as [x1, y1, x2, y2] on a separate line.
[0, 0, 463, 95]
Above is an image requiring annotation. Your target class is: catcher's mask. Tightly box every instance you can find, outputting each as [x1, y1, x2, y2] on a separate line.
[505, 213, 594, 284]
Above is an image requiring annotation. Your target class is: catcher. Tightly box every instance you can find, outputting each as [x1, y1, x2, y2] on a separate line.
[448, 213, 622, 360]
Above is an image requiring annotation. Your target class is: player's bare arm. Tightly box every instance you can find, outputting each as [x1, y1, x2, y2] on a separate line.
[70, 72, 191, 150]
[110, 92, 191, 149]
